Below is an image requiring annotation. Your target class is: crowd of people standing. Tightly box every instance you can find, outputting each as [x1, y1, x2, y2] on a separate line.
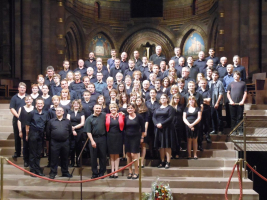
[9, 46, 247, 179]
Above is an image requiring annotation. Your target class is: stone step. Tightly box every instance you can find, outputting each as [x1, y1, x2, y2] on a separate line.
[3, 175, 253, 189]
[246, 127, 267, 136]
[0, 132, 14, 139]
[0, 119, 12, 126]
[0, 104, 9, 109]
[4, 186, 258, 200]
[1, 165, 241, 178]
[0, 108, 12, 114]
[0, 126, 13, 132]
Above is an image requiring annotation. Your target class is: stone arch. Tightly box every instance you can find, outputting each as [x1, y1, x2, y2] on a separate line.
[120, 28, 175, 60]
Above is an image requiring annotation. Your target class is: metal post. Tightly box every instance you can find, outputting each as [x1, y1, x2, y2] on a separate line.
[80, 156, 83, 200]
[1, 157, 4, 200]
[239, 159, 243, 200]
[139, 157, 142, 200]
[243, 112, 247, 178]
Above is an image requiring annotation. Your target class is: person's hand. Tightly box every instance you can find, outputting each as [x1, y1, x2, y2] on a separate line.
[191, 127, 195, 131]
[239, 101, 244, 106]
[73, 131, 77, 136]
[144, 132, 147, 137]
[91, 140, 96, 148]
[72, 126, 75, 131]
[214, 104, 219, 109]
[188, 124, 192, 129]
[157, 123, 162, 128]
[229, 100, 235, 105]
[19, 131, 22, 138]
[26, 136, 28, 141]
[140, 138, 144, 144]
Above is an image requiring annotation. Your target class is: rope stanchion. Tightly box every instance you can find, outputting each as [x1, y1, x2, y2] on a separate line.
[236, 163, 243, 200]
[5, 158, 137, 183]
[225, 162, 238, 200]
[246, 162, 267, 182]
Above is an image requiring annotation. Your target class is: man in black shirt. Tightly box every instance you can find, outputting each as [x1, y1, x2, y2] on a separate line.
[182, 67, 195, 91]
[69, 71, 85, 99]
[171, 47, 186, 67]
[86, 67, 97, 83]
[74, 59, 87, 78]
[187, 56, 199, 81]
[44, 66, 55, 87]
[110, 58, 124, 81]
[57, 79, 78, 101]
[59, 60, 72, 80]
[194, 51, 207, 73]
[133, 50, 142, 68]
[216, 57, 228, 82]
[84, 104, 107, 179]
[26, 98, 49, 176]
[120, 52, 129, 70]
[46, 106, 73, 179]
[84, 52, 96, 68]
[124, 59, 138, 78]
[10, 82, 27, 158]
[95, 61, 109, 82]
[149, 45, 166, 65]
[205, 48, 220, 68]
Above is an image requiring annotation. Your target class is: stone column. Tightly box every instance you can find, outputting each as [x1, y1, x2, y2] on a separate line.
[231, 0, 240, 55]
[42, 0, 50, 74]
[56, 0, 65, 71]
[217, 0, 225, 57]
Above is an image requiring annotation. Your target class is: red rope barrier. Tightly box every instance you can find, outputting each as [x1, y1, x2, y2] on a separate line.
[246, 162, 267, 182]
[225, 162, 237, 200]
[5, 158, 137, 183]
[236, 164, 243, 200]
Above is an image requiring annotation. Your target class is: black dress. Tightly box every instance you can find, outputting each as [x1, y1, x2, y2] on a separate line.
[107, 116, 123, 154]
[145, 99, 160, 142]
[42, 96, 52, 111]
[124, 114, 145, 153]
[153, 105, 177, 149]
[59, 101, 71, 115]
[139, 111, 149, 143]
[184, 107, 200, 138]
[173, 104, 185, 154]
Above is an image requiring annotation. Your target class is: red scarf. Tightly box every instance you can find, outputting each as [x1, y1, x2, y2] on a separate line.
[106, 113, 124, 132]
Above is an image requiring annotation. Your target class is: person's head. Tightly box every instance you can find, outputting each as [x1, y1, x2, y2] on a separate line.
[55, 106, 64, 118]
[119, 92, 129, 105]
[89, 52, 95, 60]
[168, 74, 176, 84]
[53, 74, 61, 84]
[170, 93, 181, 106]
[78, 59, 84, 67]
[83, 76, 90, 87]
[106, 77, 114, 87]
[206, 59, 214, 68]
[133, 70, 142, 80]
[220, 57, 227, 66]
[41, 84, 49, 95]
[142, 56, 148, 64]
[198, 51, 205, 60]
[111, 49, 116, 57]
[174, 47, 181, 56]
[133, 80, 141, 90]
[87, 67, 94, 76]
[117, 83, 125, 93]
[46, 66, 54, 77]
[168, 67, 177, 77]
[63, 60, 70, 70]
[36, 97, 44, 111]
[178, 57, 185, 66]
[187, 56, 193, 65]
[233, 71, 241, 81]
[168, 60, 175, 68]
[160, 94, 169, 105]
[116, 72, 123, 81]
[60, 88, 70, 100]
[170, 85, 178, 95]
[149, 73, 157, 82]
[115, 58, 120, 67]
[208, 48, 215, 57]
[197, 73, 204, 82]
[67, 71, 74, 81]
[125, 75, 132, 85]
[135, 96, 144, 106]
[177, 78, 185, 88]
[60, 79, 68, 89]
[96, 72, 103, 81]
[37, 74, 44, 84]
[162, 77, 170, 87]
[52, 95, 60, 106]
[212, 71, 219, 81]
[24, 95, 33, 106]
[96, 61, 103, 70]
[121, 52, 127, 60]
[83, 90, 91, 101]
[74, 71, 81, 81]
[226, 64, 234, 74]
[109, 89, 118, 99]
[149, 89, 157, 99]
[156, 45, 162, 55]
[93, 104, 102, 116]
[153, 64, 160, 74]
[155, 78, 161, 89]
[109, 103, 118, 114]
[31, 84, 38, 94]
[148, 61, 153, 69]
[182, 67, 190, 78]
[142, 80, 150, 90]
[206, 67, 213, 77]
[188, 81, 195, 93]
[233, 55, 240, 66]
[160, 61, 167, 71]
[97, 95, 106, 107]
[87, 83, 95, 94]
[187, 96, 198, 108]
[128, 59, 135, 69]
[127, 103, 136, 114]
[199, 78, 207, 89]
[130, 92, 137, 102]
[96, 57, 103, 63]
[134, 50, 140, 59]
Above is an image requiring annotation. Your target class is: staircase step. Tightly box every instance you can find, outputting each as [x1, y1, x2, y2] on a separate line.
[0, 104, 10, 109]
[0, 126, 13, 132]
[0, 132, 14, 139]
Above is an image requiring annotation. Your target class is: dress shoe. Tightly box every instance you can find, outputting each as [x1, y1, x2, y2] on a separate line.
[49, 174, 56, 179]
[210, 130, 217, 135]
[36, 172, 45, 176]
[12, 152, 20, 158]
[109, 175, 114, 178]
[165, 162, 170, 169]
[218, 131, 223, 135]
[91, 174, 98, 179]
[206, 135, 212, 143]
[24, 161, 29, 167]
[198, 146, 203, 151]
[99, 174, 105, 179]
[157, 162, 165, 168]
[114, 175, 118, 178]
[132, 174, 139, 179]
[61, 173, 73, 178]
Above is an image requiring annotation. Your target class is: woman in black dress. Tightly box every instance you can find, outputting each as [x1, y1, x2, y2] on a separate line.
[41, 84, 52, 111]
[59, 88, 71, 113]
[96, 95, 109, 113]
[67, 99, 85, 167]
[37, 74, 44, 95]
[153, 94, 176, 169]
[30, 84, 40, 107]
[135, 96, 149, 167]
[124, 103, 145, 179]
[183, 96, 202, 159]
[105, 103, 124, 178]
[17, 95, 34, 167]
[170, 93, 185, 159]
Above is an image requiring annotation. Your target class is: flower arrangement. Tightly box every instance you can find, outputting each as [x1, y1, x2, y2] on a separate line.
[142, 177, 173, 200]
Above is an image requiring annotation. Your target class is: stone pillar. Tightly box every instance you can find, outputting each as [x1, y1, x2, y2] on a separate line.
[231, 0, 240, 55]
[239, 0, 249, 57]
[217, 0, 225, 57]
[262, 0, 267, 73]
[248, 0, 260, 73]
[42, 0, 50, 74]
[22, 0, 32, 80]
[56, 0, 65, 71]
[14, 0, 22, 79]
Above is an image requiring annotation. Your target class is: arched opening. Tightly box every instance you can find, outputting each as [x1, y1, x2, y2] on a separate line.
[94, 2, 100, 19]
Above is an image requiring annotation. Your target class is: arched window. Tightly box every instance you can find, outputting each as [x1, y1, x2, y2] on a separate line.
[94, 2, 100, 19]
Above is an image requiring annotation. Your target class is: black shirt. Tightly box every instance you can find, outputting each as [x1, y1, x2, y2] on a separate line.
[74, 67, 87, 78]
[216, 65, 228, 82]
[58, 69, 72, 80]
[81, 101, 94, 119]
[197, 87, 211, 111]
[44, 76, 55, 87]
[26, 109, 49, 131]
[150, 54, 166, 65]
[84, 59, 96, 68]
[68, 110, 85, 131]
[46, 118, 72, 141]
[84, 112, 106, 136]
[184, 92, 203, 108]
[187, 65, 199, 81]
[194, 60, 207, 74]
[110, 67, 125, 82]
[10, 94, 26, 113]
[205, 56, 220, 67]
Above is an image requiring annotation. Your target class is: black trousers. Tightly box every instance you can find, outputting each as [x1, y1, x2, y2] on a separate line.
[89, 135, 107, 176]
[211, 104, 223, 132]
[198, 109, 211, 146]
[12, 117, 21, 156]
[29, 129, 43, 173]
[229, 105, 244, 131]
[224, 92, 231, 128]
[22, 127, 29, 162]
[70, 129, 83, 164]
[50, 139, 69, 176]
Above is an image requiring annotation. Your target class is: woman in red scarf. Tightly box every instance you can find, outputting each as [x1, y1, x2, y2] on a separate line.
[105, 103, 124, 178]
